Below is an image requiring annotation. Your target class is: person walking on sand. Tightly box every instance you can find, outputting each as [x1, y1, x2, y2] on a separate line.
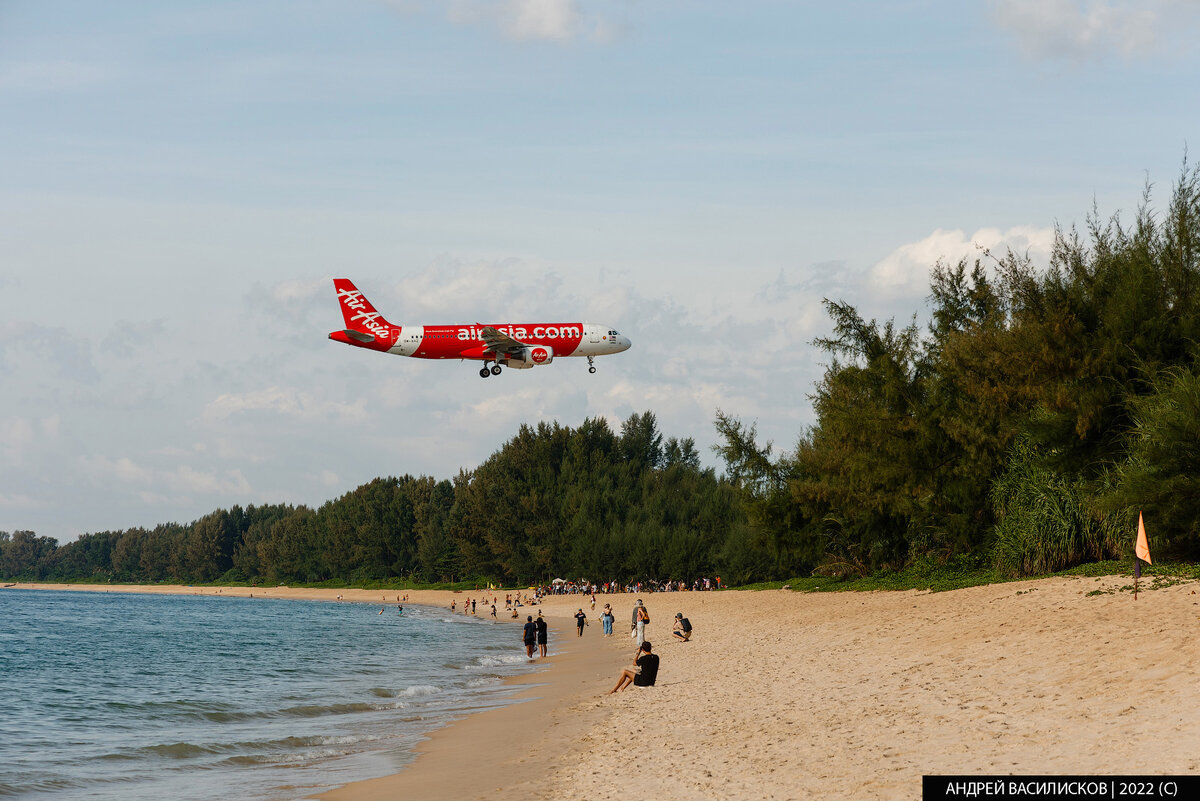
[490, 603, 497, 619]
[608, 641, 659, 694]
[575, 608, 588, 636]
[523, 615, 537, 659]
[600, 603, 614, 636]
[632, 599, 649, 647]
[536, 613, 549, 657]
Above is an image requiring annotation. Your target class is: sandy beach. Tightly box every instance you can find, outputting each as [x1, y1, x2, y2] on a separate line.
[13, 576, 1200, 800]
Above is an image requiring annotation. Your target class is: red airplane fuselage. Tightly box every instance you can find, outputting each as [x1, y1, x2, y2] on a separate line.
[328, 279, 631, 376]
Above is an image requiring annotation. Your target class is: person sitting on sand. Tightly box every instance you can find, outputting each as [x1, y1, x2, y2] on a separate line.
[672, 612, 692, 641]
[608, 641, 659, 694]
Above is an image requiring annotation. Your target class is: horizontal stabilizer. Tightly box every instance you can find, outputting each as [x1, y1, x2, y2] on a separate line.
[340, 329, 374, 343]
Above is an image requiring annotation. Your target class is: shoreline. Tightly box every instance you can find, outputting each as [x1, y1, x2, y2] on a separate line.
[8, 582, 631, 800]
[13, 577, 1200, 800]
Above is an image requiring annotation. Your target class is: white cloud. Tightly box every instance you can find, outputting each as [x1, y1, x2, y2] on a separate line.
[504, 0, 580, 41]
[163, 466, 252, 496]
[868, 225, 1055, 297]
[433, 0, 615, 43]
[78, 455, 156, 485]
[203, 386, 367, 423]
[0, 492, 42, 510]
[989, 0, 1200, 61]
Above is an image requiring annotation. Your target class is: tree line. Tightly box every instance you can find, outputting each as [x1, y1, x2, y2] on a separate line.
[7, 165, 1200, 588]
[714, 163, 1200, 578]
[1, 413, 770, 586]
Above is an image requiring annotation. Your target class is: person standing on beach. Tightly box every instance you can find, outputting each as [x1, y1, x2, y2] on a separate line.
[575, 609, 588, 636]
[490, 603, 497, 619]
[523, 615, 537, 659]
[633, 599, 649, 647]
[601, 603, 614, 636]
[536, 613, 549, 656]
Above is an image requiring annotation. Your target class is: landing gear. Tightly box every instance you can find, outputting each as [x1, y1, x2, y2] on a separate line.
[479, 366, 490, 378]
[490, 364, 502, 376]
[588, 356, 596, 374]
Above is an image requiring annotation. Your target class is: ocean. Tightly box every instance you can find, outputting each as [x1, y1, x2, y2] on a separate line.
[0, 589, 540, 800]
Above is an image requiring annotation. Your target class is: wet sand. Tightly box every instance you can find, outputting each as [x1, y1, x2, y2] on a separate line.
[13, 577, 1200, 800]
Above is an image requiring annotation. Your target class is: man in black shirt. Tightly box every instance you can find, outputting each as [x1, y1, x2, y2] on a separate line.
[607, 641, 659, 694]
[523, 615, 537, 659]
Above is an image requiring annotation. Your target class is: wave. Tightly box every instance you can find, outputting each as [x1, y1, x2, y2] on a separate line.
[475, 654, 528, 667]
[368, 684, 440, 699]
[102, 733, 382, 764]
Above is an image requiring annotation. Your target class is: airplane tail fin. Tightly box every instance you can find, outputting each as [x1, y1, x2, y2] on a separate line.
[331, 278, 396, 344]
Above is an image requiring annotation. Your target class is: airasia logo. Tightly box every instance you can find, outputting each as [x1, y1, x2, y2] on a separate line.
[531, 347, 549, 363]
[337, 288, 391, 340]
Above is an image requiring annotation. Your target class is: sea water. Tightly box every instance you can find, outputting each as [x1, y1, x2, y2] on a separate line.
[0, 589, 539, 800]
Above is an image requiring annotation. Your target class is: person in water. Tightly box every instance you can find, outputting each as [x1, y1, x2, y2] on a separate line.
[523, 615, 538, 659]
[536, 613, 549, 656]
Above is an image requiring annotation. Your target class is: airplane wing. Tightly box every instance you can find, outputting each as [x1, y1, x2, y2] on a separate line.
[478, 325, 528, 357]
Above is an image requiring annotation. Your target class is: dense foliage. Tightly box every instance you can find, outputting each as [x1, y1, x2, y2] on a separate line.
[715, 164, 1200, 578]
[1, 414, 766, 586]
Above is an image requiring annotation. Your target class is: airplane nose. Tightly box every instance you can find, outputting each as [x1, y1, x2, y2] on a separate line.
[621, 336, 632, 351]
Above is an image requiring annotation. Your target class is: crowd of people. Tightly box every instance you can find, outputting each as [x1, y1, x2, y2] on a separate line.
[539, 577, 723, 596]
[508, 595, 695, 694]
[428, 587, 696, 695]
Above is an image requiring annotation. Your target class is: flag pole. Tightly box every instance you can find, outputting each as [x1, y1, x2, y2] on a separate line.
[1133, 510, 1151, 601]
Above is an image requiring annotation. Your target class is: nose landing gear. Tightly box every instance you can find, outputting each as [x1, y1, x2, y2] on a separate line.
[587, 356, 596, 374]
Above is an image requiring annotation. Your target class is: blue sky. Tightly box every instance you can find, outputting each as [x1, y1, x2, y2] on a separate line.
[3, 0, 1199, 542]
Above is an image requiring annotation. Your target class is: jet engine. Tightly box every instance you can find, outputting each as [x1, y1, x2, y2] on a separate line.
[504, 345, 554, 368]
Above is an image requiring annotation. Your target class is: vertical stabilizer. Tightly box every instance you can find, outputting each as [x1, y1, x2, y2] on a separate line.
[332, 278, 396, 342]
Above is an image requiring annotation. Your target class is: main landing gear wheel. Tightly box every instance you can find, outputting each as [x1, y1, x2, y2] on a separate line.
[479, 367, 490, 378]
[490, 364, 502, 376]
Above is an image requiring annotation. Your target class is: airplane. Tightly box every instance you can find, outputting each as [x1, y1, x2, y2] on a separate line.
[327, 278, 632, 377]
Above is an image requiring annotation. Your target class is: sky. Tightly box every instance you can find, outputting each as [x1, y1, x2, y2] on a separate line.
[3, 0, 1199, 543]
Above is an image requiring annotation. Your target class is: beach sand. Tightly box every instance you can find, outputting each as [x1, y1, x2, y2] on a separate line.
[13, 576, 1200, 800]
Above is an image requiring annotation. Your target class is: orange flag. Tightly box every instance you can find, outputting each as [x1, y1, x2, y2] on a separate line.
[1136, 511, 1152, 565]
